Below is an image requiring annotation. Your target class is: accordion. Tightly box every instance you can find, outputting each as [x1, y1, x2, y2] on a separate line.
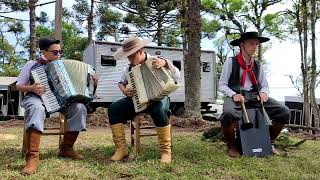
[126, 58, 179, 112]
[31, 59, 96, 114]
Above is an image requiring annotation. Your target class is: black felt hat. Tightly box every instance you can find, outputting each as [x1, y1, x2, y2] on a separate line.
[230, 31, 270, 46]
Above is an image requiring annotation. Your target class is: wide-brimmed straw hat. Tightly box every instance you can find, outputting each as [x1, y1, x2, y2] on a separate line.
[230, 31, 270, 46]
[113, 35, 152, 60]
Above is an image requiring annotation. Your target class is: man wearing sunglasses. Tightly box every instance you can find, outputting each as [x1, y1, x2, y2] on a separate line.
[16, 36, 91, 175]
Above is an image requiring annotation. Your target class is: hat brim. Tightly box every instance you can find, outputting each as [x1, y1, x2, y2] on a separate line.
[113, 38, 152, 60]
[230, 37, 270, 46]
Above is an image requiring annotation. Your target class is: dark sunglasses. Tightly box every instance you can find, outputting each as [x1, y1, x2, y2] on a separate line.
[46, 50, 63, 56]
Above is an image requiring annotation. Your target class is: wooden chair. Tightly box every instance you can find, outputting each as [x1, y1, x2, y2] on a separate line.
[21, 112, 67, 157]
[130, 111, 172, 154]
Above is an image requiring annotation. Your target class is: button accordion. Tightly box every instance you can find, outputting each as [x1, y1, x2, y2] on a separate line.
[31, 59, 96, 114]
[126, 58, 179, 112]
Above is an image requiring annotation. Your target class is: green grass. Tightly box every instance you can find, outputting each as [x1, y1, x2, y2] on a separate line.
[1, 126, 320, 179]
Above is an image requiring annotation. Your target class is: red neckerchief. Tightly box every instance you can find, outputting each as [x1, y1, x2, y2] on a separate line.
[37, 57, 48, 65]
[236, 52, 258, 87]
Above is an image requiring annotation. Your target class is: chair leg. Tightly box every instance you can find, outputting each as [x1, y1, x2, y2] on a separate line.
[130, 120, 134, 147]
[59, 112, 67, 149]
[21, 117, 27, 158]
[135, 116, 141, 154]
[169, 117, 173, 149]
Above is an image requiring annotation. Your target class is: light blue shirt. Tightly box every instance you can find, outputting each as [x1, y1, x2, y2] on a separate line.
[17, 56, 48, 86]
[219, 57, 269, 97]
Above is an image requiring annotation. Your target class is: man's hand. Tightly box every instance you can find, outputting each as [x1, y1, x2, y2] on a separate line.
[152, 57, 167, 69]
[32, 83, 45, 96]
[92, 74, 99, 84]
[232, 94, 245, 102]
[123, 87, 135, 97]
[257, 92, 268, 103]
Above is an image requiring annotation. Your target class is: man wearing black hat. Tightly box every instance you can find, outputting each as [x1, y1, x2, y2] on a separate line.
[16, 36, 93, 174]
[218, 32, 290, 157]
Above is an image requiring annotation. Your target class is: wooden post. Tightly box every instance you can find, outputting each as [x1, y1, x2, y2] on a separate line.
[54, 0, 62, 42]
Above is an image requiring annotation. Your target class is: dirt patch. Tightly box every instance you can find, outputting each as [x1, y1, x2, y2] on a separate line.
[0, 133, 17, 140]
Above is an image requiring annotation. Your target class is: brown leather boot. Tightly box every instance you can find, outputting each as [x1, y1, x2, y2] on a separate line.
[59, 131, 84, 160]
[21, 129, 41, 175]
[110, 123, 128, 161]
[222, 122, 240, 158]
[269, 122, 284, 155]
[156, 125, 172, 164]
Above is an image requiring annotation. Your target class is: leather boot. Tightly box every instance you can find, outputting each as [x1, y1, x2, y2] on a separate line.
[59, 131, 84, 160]
[269, 122, 284, 155]
[156, 125, 172, 164]
[222, 122, 240, 158]
[110, 123, 128, 161]
[21, 129, 41, 175]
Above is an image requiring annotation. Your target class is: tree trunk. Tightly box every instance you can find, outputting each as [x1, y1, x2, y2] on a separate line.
[157, 9, 163, 46]
[301, 0, 311, 129]
[184, 0, 201, 118]
[54, 0, 62, 42]
[310, 0, 320, 128]
[29, 0, 37, 61]
[87, 0, 94, 45]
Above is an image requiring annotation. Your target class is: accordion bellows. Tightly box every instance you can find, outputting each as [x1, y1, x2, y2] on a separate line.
[127, 59, 179, 112]
[31, 59, 95, 113]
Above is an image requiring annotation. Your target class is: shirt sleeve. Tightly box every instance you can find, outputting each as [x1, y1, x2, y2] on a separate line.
[119, 66, 129, 85]
[218, 58, 237, 97]
[258, 64, 270, 95]
[165, 59, 181, 80]
[16, 61, 36, 86]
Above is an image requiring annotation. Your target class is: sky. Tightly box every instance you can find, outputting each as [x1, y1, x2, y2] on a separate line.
[2, 0, 320, 100]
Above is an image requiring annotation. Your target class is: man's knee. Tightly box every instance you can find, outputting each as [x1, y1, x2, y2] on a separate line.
[220, 112, 237, 127]
[108, 102, 119, 118]
[74, 103, 87, 114]
[275, 105, 290, 124]
[29, 104, 45, 113]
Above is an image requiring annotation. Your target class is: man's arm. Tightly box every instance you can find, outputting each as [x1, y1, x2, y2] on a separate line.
[16, 61, 45, 95]
[219, 58, 237, 97]
[152, 57, 180, 80]
[258, 64, 269, 102]
[258, 64, 270, 95]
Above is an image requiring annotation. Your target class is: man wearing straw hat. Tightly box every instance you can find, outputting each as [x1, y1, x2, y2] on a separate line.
[108, 35, 180, 163]
[218, 32, 290, 157]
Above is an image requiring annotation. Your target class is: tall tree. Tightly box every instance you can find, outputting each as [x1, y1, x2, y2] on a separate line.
[184, 0, 201, 117]
[283, 0, 320, 130]
[95, 1, 122, 41]
[310, 0, 320, 128]
[202, 0, 284, 61]
[0, 0, 28, 13]
[32, 22, 88, 61]
[29, 0, 37, 60]
[87, 0, 94, 44]
[73, 0, 93, 44]
[112, 0, 179, 46]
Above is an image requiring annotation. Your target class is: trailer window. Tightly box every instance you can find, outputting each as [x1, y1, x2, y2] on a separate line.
[173, 60, 181, 70]
[202, 62, 211, 72]
[101, 55, 116, 66]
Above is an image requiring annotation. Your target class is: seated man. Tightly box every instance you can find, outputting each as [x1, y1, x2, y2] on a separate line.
[219, 32, 290, 157]
[17, 36, 98, 175]
[108, 35, 180, 163]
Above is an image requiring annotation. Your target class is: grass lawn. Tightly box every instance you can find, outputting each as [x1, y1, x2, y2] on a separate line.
[1, 125, 320, 180]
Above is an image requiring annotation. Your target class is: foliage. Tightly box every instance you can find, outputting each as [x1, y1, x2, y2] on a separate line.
[0, 0, 28, 13]
[109, 0, 180, 46]
[201, 0, 285, 62]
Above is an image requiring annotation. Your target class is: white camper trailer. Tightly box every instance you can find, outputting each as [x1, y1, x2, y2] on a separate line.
[0, 77, 24, 119]
[83, 41, 217, 116]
